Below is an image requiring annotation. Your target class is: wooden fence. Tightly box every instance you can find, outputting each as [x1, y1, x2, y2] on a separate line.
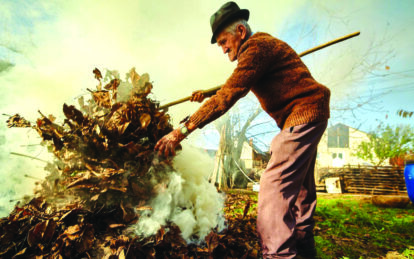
[317, 165, 407, 195]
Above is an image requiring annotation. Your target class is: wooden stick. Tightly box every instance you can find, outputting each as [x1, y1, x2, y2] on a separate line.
[10, 152, 48, 163]
[159, 31, 360, 109]
[24, 174, 43, 180]
[299, 31, 360, 57]
[159, 85, 219, 109]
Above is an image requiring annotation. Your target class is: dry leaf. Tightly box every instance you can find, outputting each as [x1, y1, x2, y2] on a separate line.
[63, 104, 84, 125]
[117, 121, 130, 135]
[104, 78, 120, 91]
[6, 114, 31, 128]
[92, 90, 111, 108]
[93, 68, 102, 81]
[129, 67, 140, 88]
[242, 200, 251, 219]
[109, 224, 126, 228]
[139, 113, 151, 130]
[205, 231, 219, 254]
[27, 221, 47, 247]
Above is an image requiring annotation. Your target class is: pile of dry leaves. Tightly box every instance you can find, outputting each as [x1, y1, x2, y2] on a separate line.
[1, 68, 260, 258]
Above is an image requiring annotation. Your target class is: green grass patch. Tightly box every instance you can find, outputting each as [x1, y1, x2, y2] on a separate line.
[315, 195, 414, 258]
[224, 191, 414, 258]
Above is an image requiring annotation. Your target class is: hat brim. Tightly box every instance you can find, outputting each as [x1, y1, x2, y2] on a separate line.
[211, 9, 249, 44]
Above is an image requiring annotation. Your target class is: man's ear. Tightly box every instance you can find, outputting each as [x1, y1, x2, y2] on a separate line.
[237, 24, 247, 40]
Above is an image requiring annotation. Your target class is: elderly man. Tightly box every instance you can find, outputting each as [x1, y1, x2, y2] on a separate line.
[155, 2, 330, 258]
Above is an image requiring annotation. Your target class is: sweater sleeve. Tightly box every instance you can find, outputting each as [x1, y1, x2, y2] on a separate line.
[189, 39, 270, 129]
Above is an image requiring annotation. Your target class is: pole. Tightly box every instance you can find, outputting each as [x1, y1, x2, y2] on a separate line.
[159, 31, 360, 110]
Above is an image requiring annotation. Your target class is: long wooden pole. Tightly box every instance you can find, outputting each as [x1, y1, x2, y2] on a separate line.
[159, 31, 360, 110]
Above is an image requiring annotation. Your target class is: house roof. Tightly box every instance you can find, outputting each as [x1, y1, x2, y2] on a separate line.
[329, 123, 368, 134]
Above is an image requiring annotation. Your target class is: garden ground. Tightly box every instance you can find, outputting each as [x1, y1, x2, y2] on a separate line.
[224, 190, 414, 259]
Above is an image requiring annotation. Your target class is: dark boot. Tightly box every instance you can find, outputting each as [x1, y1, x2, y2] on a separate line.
[296, 236, 317, 259]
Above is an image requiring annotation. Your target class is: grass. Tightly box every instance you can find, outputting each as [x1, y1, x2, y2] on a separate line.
[225, 190, 414, 258]
[314, 194, 414, 258]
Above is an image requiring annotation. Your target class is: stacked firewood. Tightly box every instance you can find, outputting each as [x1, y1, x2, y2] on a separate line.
[318, 166, 407, 195]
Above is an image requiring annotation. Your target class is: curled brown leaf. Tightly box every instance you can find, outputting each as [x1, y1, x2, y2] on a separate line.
[139, 113, 151, 130]
[93, 68, 102, 81]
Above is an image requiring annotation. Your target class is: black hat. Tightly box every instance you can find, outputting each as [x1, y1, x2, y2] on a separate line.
[210, 2, 249, 44]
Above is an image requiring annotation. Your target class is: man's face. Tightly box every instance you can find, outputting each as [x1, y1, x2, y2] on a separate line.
[216, 30, 243, 62]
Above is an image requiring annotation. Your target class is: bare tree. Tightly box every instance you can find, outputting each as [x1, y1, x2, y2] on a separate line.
[209, 98, 262, 190]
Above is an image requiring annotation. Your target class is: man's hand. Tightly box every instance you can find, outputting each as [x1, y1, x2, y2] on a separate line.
[154, 128, 186, 157]
[190, 90, 206, 103]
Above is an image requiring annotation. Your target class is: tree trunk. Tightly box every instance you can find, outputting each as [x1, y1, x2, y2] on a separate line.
[211, 106, 262, 190]
[210, 124, 228, 190]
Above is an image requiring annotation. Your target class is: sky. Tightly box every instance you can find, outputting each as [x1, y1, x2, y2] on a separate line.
[1, 1, 413, 145]
[0, 0, 414, 202]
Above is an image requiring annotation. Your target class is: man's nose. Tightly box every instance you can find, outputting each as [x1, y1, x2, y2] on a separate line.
[222, 46, 229, 54]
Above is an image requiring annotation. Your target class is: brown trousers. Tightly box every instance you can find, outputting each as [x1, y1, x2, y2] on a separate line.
[257, 120, 327, 258]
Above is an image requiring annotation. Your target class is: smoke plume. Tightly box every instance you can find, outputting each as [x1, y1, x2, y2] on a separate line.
[133, 143, 225, 241]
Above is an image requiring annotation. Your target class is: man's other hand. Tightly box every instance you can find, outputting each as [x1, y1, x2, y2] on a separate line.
[190, 90, 205, 103]
[154, 128, 185, 157]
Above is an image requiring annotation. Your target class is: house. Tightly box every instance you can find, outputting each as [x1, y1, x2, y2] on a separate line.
[240, 139, 270, 171]
[316, 123, 390, 168]
[240, 123, 384, 173]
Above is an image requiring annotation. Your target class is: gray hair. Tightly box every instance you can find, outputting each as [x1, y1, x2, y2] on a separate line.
[223, 19, 252, 37]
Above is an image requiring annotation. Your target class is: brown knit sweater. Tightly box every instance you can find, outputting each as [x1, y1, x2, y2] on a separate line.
[189, 32, 330, 130]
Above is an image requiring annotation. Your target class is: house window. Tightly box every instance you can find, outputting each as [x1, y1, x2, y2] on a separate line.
[332, 153, 337, 159]
[328, 124, 349, 148]
[338, 153, 343, 159]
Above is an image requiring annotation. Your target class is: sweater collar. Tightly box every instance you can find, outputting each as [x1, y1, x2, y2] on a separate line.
[236, 32, 269, 59]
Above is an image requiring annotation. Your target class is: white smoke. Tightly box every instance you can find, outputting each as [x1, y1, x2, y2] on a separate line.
[133, 143, 225, 242]
[0, 127, 52, 217]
